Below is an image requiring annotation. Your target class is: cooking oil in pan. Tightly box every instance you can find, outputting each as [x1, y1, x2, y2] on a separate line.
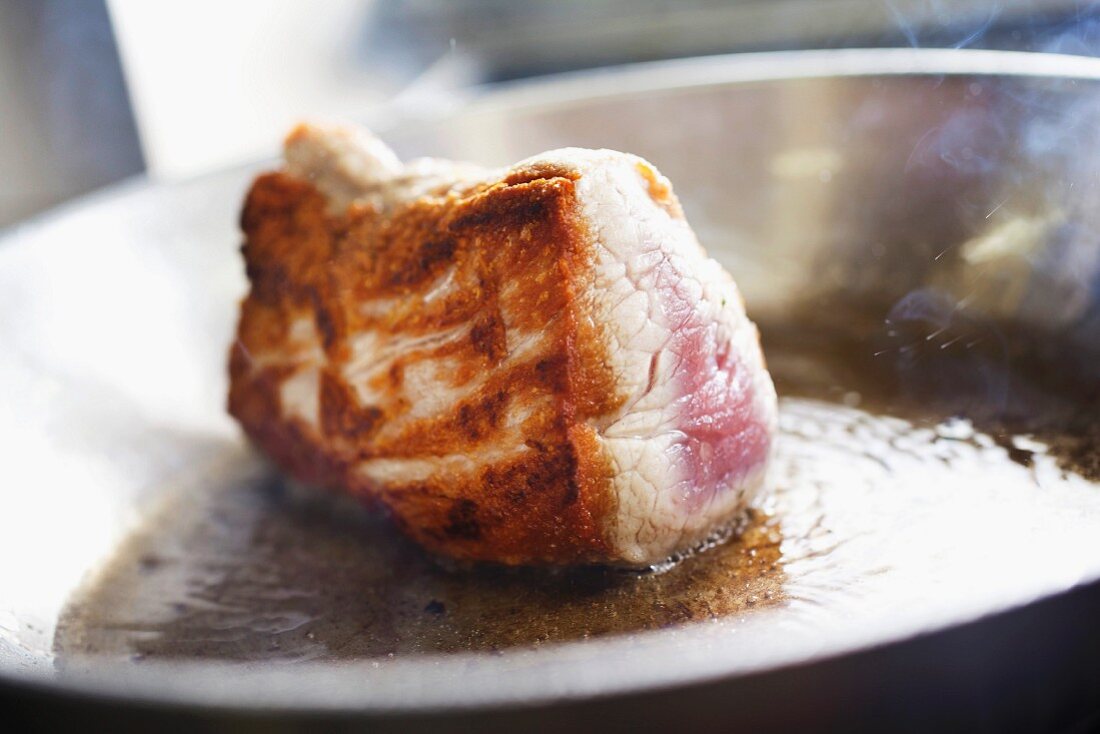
[53, 320, 1100, 664]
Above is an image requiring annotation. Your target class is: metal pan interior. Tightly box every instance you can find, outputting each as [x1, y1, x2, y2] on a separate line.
[2, 48, 1100, 712]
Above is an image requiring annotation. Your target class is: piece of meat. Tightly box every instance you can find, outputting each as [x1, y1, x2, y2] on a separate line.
[229, 122, 777, 567]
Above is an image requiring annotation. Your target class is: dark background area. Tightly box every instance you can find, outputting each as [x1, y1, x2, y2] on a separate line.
[4, 0, 1100, 227]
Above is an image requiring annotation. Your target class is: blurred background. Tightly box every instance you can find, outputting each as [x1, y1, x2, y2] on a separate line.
[1, 0, 1098, 228]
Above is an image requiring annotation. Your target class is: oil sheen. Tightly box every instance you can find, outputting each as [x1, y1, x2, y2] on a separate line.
[53, 316, 1100, 663]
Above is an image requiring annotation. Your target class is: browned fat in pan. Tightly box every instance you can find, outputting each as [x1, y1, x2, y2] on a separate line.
[56, 303, 1100, 661]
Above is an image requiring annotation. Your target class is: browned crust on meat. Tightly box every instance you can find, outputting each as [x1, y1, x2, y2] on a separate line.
[634, 161, 683, 220]
[229, 168, 625, 564]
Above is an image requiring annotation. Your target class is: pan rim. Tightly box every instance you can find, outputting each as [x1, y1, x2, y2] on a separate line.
[4, 46, 1100, 714]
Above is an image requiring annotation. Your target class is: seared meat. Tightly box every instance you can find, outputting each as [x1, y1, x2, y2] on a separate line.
[229, 123, 777, 567]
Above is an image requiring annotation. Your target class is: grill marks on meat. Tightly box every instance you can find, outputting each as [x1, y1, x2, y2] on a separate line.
[229, 123, 776, 566]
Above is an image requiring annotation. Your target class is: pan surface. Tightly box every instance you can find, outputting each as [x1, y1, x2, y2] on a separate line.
[3, 49, 1100, 723]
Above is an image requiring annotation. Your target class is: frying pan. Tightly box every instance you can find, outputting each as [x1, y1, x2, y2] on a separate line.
[3, 49, 1100, 731]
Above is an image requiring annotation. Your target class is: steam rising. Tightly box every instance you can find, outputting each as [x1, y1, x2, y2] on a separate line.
[882, 1, 1100, 54]
[886, 0, 1001, 49]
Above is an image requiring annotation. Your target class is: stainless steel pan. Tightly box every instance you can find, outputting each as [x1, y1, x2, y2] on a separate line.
[4, 49, 1100, 731]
